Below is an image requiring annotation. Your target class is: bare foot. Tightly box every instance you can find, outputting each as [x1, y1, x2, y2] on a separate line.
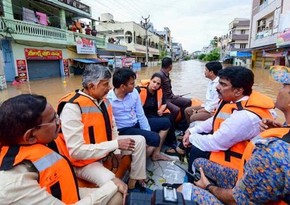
[151, 153, 172, 161]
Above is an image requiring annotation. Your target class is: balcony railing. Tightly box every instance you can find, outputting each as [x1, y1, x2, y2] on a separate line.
[0, 18, 72, 42]
[0, 18, 105, 48]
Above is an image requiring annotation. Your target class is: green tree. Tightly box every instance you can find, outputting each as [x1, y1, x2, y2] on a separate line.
[198, 53, 206, 60]
[159, 49, 168, 60]
[203, 48, 220, 61]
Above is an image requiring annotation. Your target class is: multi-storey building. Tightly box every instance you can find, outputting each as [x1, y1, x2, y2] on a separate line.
[218, 18, 251, 67]
[228, 18, 251, 67]
[249, 0, 290, 69]
[96, 13, 161, 65]
[172, 42, 183, 61]
[0, 0, 115, 89]
[156, 27, 172, 57]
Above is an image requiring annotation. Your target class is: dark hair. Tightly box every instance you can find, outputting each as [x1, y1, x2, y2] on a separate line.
[0, 94, 47, 146]
[113, 68, 136, 88]
[218, 66, 254, 95]
[161, 57, 172, 69]
[205, 61, 223, 76]
[150, 72, 163, 84]
[15, 76, 19, 80]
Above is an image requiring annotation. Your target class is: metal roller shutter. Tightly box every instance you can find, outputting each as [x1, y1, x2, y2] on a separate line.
[27, 60, 61, 80]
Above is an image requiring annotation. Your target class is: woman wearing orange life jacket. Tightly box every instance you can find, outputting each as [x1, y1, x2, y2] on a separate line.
[136, 72, 173, 161]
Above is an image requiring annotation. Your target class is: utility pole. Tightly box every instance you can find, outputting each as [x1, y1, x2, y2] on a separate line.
[142, 15, 150, 67]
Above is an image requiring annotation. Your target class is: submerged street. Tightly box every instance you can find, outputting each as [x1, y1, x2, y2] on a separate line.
[0, 60, 283, 120]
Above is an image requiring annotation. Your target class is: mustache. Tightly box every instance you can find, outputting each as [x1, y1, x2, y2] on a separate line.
[216, 89, 221, 95]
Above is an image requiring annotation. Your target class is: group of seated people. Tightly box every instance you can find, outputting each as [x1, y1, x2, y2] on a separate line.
[0, 57, 289, 204]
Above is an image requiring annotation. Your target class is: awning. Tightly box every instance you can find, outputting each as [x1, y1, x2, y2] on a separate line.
[222, 56, 233, 61]
[73, 58, 108, 64]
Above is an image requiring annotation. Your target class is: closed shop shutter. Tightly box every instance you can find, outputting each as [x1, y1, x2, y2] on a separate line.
[27, 60, 60, 80]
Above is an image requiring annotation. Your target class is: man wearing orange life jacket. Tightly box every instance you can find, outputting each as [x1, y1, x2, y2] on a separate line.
[53, 64, 147, 195]
[178, 66, 290, 205]
[183, 66, 275, 182]
[0, 94, 124, 204]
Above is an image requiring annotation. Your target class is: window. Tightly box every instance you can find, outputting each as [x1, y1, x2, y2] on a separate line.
[240, 44, 246, 49]
[241, 30, 246, 34]
[260, 0, 267, 5]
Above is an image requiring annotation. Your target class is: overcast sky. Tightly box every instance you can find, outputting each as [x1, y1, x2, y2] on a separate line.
[81, 0, 253, 52]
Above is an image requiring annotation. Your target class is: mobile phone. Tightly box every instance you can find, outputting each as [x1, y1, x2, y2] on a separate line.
[163, 186, 178, 203]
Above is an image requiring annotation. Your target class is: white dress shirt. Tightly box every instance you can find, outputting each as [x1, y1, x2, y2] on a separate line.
[188, 96, 263, 152]
[202, 76, 220, 113]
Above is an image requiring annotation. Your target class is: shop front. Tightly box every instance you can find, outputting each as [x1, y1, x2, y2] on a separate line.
[24, 48, 64, 80]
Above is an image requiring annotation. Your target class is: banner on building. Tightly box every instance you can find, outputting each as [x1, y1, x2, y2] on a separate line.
[76, 37, 96, 54]
[25, 48, 62, 60]
[122, 57, 135, 68]
[262, 50, 288, 58]
[16, 60, 28, 81]
[277, 30, 290, 47]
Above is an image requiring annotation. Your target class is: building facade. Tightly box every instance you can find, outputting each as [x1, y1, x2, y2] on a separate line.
[0, 0, 109, 89]
[218, 18, 251, 67]
[249, 0, 290, 69]
[96, 13, 161, 65]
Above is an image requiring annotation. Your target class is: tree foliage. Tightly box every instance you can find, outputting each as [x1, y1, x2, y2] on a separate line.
[197, 49, 220, 61]
[159, 49, 168, 60]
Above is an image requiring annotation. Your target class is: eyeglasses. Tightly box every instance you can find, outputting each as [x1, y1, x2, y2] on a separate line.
[31, 113, 60, 131]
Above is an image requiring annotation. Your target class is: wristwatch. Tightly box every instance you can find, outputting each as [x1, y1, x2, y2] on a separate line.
[205, 183, 215, 192]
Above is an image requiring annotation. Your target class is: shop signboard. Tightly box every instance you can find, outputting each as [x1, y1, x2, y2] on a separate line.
[76, 37, 96, 54]
[122, 57, 135, 68]
[25, 48, 62, 60]
[57, 0, 90, 14]
[16, 60, 28, 81]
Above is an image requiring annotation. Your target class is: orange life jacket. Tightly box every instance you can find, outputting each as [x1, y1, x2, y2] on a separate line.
[138, 86, 170, 113]
[237, 127, 290, 205]
[0, 144, 80, 203]
[54, 91, 113, 167]
[209, 91, 275, 169]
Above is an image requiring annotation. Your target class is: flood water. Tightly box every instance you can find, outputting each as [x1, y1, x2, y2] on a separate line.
[0, 59, 284, 121]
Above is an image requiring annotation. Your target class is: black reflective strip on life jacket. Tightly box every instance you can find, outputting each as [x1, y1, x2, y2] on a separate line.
[50, 182, 62, 201]
[236, 101, 243, 111]
[88, 126, 96, 144]
[57, 92, 81, 115]
[100, 101, 112, 141]
[0, 146, 20, 170]
[224, 149, 243, 162]
[61, 155, 81, 200]
[47, 141, 60, 154]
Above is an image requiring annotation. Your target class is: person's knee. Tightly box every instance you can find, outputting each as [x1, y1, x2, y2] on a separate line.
[163, 118, 171, 130]
[131, 135, 146, 144]
[184, 107, 193, 115]
[107, 191, 123, 205]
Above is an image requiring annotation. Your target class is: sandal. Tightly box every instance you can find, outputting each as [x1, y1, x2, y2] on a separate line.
[164, 147, 185, 162]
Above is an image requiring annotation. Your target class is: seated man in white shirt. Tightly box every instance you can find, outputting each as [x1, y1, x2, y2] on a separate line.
[182, 66, 275, 182]
[184, 61, 222, 126]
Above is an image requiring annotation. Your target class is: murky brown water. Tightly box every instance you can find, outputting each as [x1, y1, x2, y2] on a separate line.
[0, 60, 284, 121]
